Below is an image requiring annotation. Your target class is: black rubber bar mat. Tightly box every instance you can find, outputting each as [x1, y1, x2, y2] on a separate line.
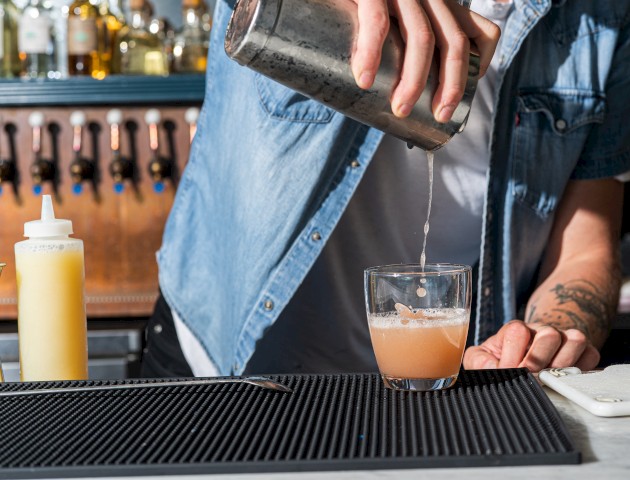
[0, 369, 579, 478]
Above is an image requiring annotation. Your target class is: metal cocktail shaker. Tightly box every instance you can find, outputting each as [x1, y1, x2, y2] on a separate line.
[225, 0, 479, 151]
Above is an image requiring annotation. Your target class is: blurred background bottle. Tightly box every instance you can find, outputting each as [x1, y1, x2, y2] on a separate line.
[97, 0, 124, 77]
[113, 0, 167, 75]
[171, 0, 208, 74]
[67, 0, 101, 77]
[18, 0, 56, 78]
[0, 0, 21, 78]
[200, 1, 212, 35]
[149, 16, 174, 71]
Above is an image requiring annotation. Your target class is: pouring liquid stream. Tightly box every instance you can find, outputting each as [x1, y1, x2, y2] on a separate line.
[419, 151, 434, 271]
[395, 150, 434, 315]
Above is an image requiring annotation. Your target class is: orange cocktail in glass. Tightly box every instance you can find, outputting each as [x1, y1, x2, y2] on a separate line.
[364, 264, 471, 391]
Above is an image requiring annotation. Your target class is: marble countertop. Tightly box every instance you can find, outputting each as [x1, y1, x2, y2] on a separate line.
[92, 387, 630, 480]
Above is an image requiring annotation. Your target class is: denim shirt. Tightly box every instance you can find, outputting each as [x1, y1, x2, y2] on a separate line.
[158, 0, 630, 375]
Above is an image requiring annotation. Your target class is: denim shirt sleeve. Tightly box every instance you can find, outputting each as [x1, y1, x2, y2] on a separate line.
[572, 12, 630, 179]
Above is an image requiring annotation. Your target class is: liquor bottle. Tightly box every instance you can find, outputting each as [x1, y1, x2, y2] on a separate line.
[18, 0, 55, 78]
[67, 0, 102, 77]
[172, 0, 209, 74]
[0, 0, 20, 78]
[113, 0, 167, 75]
[200, 2, 212, 34]
[98, 0, 124, 77]
[149, 17, 175, 69]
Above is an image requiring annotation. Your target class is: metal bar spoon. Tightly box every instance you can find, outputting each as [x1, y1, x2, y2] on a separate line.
[0, 377, 293, 397]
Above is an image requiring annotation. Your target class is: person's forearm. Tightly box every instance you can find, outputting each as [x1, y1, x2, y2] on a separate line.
[524, 252, 621, 349]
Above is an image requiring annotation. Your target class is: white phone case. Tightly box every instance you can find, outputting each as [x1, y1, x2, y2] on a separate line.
[539, 364, 630, 417]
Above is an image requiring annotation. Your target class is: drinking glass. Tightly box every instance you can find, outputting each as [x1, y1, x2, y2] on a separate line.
[364, 263, 471, 391]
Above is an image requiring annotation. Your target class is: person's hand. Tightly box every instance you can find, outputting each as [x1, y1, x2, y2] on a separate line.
[463, 320, 601, 372]
[350, 0, 501, 122]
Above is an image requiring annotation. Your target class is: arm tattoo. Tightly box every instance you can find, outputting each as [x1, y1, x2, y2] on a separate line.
[527, 307, 591, 338]
[526, 279, 617, 342]
[550, 280, 607, 320]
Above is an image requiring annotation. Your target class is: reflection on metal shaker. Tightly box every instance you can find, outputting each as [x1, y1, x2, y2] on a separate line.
[225, 0, 479, 151]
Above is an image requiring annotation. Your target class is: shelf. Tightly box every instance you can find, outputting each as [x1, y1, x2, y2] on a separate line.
[0, 74, 206, 107]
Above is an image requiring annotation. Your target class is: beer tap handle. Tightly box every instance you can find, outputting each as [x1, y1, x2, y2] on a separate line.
[106, 109, 123, 152]
[107, 109, 135, 194]
[28, 111, 51, 196]
[145, 109, 161, 153]
[28, 111, 45, 157]
[0, 116, 15, 197]
[185, 107, 200, 143]
[68, 111, 95, 195]
[69, 110, 87, 154]
[144, 109, 170, 194]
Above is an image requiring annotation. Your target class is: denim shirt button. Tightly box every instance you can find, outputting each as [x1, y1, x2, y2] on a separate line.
[555, 119, 567, 131]
[484, 287, 491, 297]
[311, 231, 322, 241]
[264, 300, 274, 311]
[350, 159, 360, 168]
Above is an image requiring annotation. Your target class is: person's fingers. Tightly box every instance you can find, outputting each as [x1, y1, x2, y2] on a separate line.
[352, 0, 390, 89]
[497, 321, 532, 368]
[448, 4, 501, 78]
[463, 345, 499, 370]
[518, 326, 563, 372]
[388, 0, 434, 117]
[575, 345, 601, 371]
[549, 329, 588, 368]
[420, 0, 470, 123]
[351, 0, 501, 121]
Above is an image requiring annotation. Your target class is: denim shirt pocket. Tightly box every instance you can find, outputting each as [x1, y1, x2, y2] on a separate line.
[255, 74, 335, 124]
[511, 91, 606, 218]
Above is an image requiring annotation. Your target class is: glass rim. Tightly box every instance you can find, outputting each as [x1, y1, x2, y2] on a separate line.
[364, 263, 471, 276]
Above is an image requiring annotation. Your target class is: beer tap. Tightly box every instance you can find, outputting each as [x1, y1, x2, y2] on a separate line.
[69, 111, 96, 195]
[107, 109, 134, 194]
[0, 118, 18, 197]
[28, 111, 55, 196]
[185, 107, 200, 143]
[145, 109, 172, 194]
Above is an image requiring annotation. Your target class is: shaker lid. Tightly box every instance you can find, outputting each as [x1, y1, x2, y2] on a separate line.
[225, 0, 280, 65]
[24, 195, 73, 238]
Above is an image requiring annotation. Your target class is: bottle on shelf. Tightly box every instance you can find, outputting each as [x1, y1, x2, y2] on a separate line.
[18, 0, 56, 79]
[172, 0, 209, 74]
[49, 1, 68, 79]
[149, 17, 174, 70]
[0, 0, 20, 78]
[112, 0, 167, 76]
[98, 0, 125, 77]
[200, 1, 212, 34]
[67, 0, 102, 77]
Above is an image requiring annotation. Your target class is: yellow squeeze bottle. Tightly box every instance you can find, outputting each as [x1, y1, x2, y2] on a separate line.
[15, 195, 88, 381]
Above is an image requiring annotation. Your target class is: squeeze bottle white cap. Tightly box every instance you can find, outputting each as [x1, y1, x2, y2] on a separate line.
[24, 195, 73, 237]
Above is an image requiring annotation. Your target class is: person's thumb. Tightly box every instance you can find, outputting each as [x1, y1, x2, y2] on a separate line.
[463, 346, 499, 370]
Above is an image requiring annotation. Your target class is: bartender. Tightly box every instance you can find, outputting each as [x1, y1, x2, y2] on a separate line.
[141, 0, 630, 377]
